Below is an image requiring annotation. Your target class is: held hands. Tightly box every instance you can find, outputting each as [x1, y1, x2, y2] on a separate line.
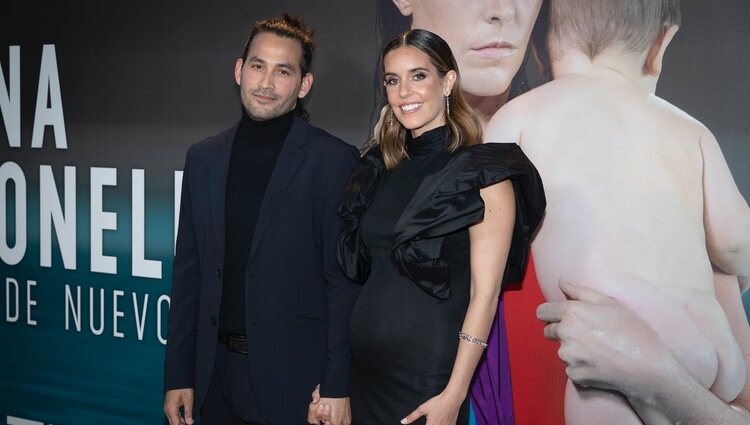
[307, 384, 351, 425]
[164, 388, 194, 425]
[536, 280, 673, 396]
[401, 390, 464, 425]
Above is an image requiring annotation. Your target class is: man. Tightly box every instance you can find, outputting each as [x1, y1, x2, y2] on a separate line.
[163, 14, 360, 425]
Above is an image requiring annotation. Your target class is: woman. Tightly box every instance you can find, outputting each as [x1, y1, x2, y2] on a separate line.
[382, 3, 564, 424]
[337, 29, 545, 424]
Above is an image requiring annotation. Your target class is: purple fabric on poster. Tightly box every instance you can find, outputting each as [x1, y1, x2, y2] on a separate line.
[470, 299, 514, 425]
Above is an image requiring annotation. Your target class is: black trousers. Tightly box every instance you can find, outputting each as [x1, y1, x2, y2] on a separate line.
[200, 342, 271, 425]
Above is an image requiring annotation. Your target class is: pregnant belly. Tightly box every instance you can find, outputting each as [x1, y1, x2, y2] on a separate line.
[349, 269, 467, 374]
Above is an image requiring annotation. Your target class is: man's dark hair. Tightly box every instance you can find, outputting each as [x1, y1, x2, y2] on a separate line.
[241, 14, 316, 120]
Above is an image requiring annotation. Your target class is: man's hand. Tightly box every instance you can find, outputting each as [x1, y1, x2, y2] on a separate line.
[536, 280, 672, 396]
[164, 388, 194, 425]
[308, 384, 351, 425]
[307, 385, 323, 424]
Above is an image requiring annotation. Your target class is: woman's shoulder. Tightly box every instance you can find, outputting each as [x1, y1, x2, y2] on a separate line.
[453, 142, 531, 168]
[438, 142, 541, 190]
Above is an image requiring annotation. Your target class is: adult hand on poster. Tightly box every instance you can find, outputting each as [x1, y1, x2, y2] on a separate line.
[164, 388, 194, 425]
[536, 280, 670, 395]
[539, 278, 750, 425]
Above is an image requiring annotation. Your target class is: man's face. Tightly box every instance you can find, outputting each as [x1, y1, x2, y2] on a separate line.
[234, 32, 312, 121]
[397, 0, 542, 98]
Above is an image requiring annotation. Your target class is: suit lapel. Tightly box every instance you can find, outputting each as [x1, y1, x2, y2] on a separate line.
[207, 124, 239, 261]
[248, 116, 309, 262]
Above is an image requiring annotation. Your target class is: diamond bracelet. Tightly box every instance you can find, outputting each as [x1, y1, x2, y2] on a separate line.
[458, 331, 488, 349]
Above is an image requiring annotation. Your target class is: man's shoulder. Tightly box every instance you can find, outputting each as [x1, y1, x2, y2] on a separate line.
[301, 120, 359, 158]
[185, 125, 237, 157]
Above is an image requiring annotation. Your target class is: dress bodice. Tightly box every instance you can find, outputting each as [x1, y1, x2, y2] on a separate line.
[337, 133, 546, 300]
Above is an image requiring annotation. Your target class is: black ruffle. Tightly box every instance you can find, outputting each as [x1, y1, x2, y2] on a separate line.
[337, 143, 545, 300]
[336, 147, 384, 284]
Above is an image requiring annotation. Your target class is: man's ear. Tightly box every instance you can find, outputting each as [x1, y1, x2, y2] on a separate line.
[298, 73, 314, 99]
[234, 58, 244, 86]
[645, 24, 678, 77]
[392, 0, 413, 17]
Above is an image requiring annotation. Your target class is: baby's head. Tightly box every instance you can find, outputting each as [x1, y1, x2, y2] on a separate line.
[548, 0, 680, 76]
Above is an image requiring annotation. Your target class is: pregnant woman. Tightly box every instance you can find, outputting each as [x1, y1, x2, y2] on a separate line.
[337, 29, 545, 424]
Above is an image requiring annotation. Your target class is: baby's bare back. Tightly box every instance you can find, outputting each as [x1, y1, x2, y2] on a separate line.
[516, 76, 744, 412]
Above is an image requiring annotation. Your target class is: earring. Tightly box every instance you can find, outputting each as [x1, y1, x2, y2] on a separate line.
[445, 95, 450, 116]
[388, 110, 393, 126]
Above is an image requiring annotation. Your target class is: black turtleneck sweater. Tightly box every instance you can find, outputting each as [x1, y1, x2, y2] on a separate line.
[220, 109, 295, 334]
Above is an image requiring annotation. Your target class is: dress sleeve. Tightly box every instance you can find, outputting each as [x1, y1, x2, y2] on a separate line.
[392, 143, 546, 299]
[336, 148, 384, 283]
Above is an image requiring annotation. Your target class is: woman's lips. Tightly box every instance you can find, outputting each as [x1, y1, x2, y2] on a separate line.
[399, 102, 423, 114]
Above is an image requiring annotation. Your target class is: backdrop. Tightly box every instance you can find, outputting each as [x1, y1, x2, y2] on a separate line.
[1, 1, 747, 424]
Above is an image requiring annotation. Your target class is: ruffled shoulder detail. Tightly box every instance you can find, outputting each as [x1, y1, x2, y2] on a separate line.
[336, 147, 384, 283]
[392, 143, 546, 299]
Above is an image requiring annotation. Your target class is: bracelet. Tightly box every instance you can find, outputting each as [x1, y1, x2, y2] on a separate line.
[458, 331, 488, 349]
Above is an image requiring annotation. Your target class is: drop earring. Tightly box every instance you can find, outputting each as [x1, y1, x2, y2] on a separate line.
[445, 95, 450, 116]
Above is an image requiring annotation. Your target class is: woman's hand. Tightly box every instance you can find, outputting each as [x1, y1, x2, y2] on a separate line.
[401, 391, 464, 425]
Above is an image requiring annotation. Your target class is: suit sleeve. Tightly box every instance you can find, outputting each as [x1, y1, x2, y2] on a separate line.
[319, 145, 361, 398]
[164, 148, 201, 391]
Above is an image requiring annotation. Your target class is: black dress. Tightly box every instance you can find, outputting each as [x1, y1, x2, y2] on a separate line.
[337, 126, 545, 425]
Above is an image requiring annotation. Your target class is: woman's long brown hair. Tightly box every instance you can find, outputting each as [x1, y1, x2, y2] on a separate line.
[373, 29, 483, 169]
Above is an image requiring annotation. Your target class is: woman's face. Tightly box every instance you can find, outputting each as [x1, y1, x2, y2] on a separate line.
[396, 0, 542, 98]
[383, 46, 455, 138]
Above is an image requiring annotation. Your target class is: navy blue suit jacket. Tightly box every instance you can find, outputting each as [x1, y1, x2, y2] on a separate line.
[164, 115, 360, 424]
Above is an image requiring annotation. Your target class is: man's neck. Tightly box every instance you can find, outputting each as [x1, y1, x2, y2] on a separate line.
[237, 108, 295, 144]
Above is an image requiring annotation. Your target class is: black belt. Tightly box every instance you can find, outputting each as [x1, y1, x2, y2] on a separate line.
[218, 332, 248, 354]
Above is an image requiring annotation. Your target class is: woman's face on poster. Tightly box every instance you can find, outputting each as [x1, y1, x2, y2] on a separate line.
[394, 0, 542, 97]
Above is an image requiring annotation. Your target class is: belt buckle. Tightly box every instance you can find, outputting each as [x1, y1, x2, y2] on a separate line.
[220, 332, 248, 354]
